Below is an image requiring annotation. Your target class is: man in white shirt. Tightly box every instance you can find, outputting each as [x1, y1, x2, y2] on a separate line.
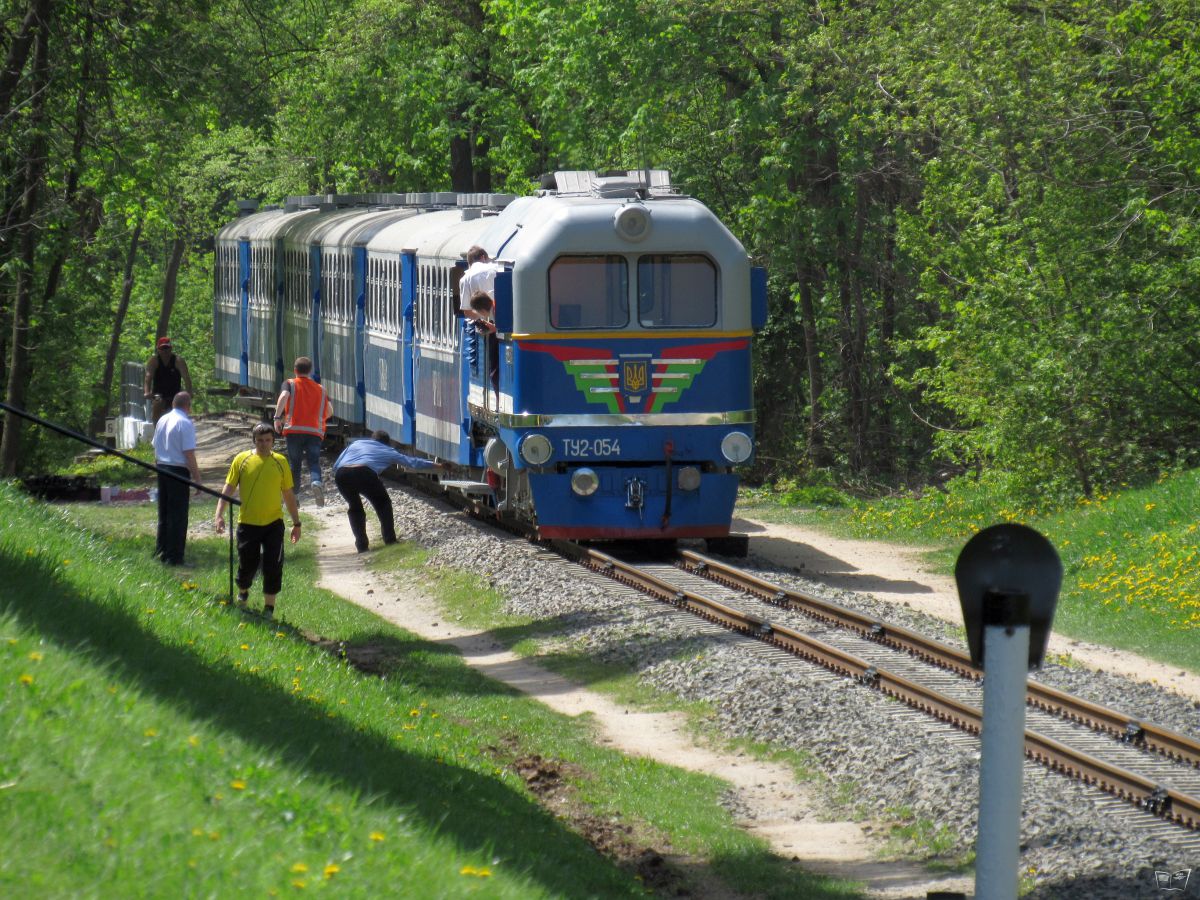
[459, 246, 503, 324]
[151, 391, 203, 566]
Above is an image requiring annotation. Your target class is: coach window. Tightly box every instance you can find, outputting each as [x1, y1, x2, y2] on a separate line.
[548, 255, 628, 329]
[637, 254, 717, 328]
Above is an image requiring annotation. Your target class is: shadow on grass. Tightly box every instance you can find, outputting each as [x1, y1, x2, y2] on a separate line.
[0, 553, 639, 898]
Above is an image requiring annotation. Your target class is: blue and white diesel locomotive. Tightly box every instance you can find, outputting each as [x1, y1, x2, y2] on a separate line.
[214, 171, 765, 546]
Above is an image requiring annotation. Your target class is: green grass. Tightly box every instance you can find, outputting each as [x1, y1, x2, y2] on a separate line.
[740, 467, 1200, 674]
[59, 443, 158, 486]
[0, 483, 859, 898]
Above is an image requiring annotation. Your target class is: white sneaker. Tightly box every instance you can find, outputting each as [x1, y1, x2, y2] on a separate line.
[313, 483, 325, 507]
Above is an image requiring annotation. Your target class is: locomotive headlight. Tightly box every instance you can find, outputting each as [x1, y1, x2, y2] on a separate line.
[613, 204, 651, 242]
[720, 431, 753, 464]
[677, 466, 702, 491]
[518, 433, 553, 466]
[571, 468, 600, 497]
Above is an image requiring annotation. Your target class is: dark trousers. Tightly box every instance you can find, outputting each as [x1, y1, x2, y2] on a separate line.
[335, 465, 395, 552]
[236, 519, 285, 595]
[155, 465, 190, 565]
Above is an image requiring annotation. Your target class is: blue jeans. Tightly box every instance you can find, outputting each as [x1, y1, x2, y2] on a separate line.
[285, 433, 323, 491]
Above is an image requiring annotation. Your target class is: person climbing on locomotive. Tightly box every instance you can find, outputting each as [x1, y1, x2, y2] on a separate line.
[143, 336, 193, 425]
[273, 356, 333, 507]
[469, 292, 496, 332]
[459, 246, 503, 324]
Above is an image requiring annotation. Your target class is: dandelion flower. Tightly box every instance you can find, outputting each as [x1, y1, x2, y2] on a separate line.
[369, 831, 385, 842]
[27, 651, 42, 661]
[230, 780, 246, 791]
[19, 674, 34, 685]
[323, 864, 340, 878]
[144, 728, 158, 737]
[290, 862, 308, 873]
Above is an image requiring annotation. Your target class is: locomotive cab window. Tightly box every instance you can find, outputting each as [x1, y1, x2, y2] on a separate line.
[549, 255, 628, 329]
[637, 254, 717, 328]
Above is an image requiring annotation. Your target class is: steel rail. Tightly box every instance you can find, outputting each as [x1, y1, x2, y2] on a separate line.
[565, 544, 1200, 830]
[680, 550, 1200, 770]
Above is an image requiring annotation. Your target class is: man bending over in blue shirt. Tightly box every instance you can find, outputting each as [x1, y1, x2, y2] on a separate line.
[333, 431, 441, 552]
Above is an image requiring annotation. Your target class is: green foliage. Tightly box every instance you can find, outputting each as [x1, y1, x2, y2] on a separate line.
[752, 478, 854, 510]
[5, 0, 1200, 506]
[59, 445, 155, 486]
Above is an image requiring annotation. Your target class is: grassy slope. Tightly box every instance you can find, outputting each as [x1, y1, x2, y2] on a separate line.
[0, 484, 856, 899]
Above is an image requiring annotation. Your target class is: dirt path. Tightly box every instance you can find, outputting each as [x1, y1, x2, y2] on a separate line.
[734, 516, 1200, 702]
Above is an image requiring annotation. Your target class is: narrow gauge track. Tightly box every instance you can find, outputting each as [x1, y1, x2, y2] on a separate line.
[545, 540, 1200, 835]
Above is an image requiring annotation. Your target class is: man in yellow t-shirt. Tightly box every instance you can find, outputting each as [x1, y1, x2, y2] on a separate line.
[214, 423, 302, 618]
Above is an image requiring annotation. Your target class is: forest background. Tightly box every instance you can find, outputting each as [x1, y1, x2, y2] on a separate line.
[1, 0, 1197, 506]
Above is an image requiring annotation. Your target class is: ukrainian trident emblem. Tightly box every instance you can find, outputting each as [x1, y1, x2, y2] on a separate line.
[620, 355, 651, 404]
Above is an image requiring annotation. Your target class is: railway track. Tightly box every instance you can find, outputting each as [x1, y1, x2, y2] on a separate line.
[547, 539, 1200, 838]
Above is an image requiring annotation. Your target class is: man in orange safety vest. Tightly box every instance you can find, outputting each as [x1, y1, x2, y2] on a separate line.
[273, 356, 334, 506]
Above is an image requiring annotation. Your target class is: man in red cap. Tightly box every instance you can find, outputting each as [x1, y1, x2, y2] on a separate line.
[144, 336, 193, 425]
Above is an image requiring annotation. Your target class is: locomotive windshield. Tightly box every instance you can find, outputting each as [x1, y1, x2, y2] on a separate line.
[637, 254, 717, 328]
[548, 255, 628, 328]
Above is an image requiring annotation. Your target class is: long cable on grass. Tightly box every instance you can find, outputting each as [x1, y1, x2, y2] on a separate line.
[0, 400, 240, 600]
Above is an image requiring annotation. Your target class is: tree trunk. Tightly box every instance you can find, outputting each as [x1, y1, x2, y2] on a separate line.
[89, 216, 143, 438]
[0, 8, 50, 476]
[0, 0, 49, 122]
[795, 264, 829, 467]
[448, 103, 475, 193]
[38, 10, 96, 315]
[155, 236, 187, 339]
